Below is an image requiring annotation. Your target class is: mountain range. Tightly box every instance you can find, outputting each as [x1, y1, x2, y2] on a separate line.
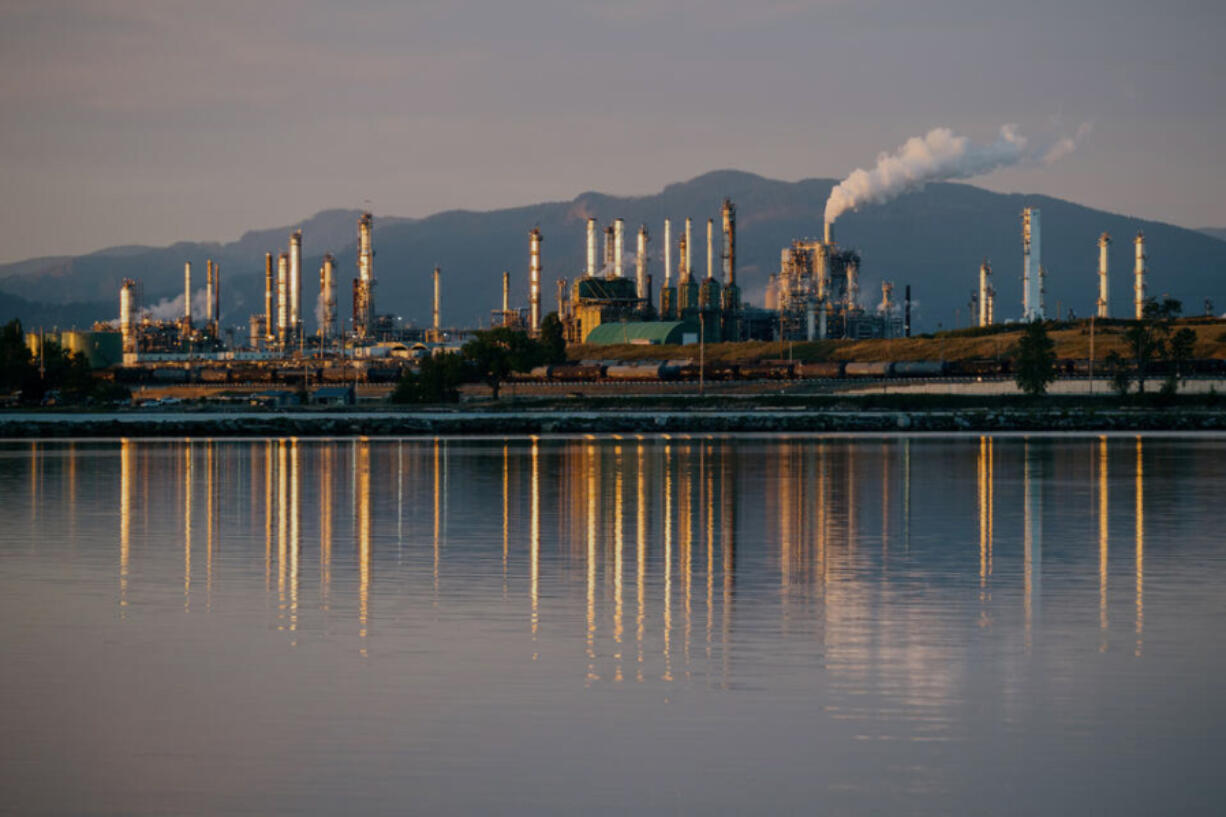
[3, 170, 1225, 334]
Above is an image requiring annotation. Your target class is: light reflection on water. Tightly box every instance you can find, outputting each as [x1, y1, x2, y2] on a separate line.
[2, 435, 1225, 816]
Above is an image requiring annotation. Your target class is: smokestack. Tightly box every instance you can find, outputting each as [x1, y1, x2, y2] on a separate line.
[904, 285, 912, 337]
[846, 258, 859, 308]
[1022, 207, 1042, 320]
[502, 271, 510, 315]
[529, 228, 542, 332]
[707, 218, 714, 279]
[183, 262, 192, 326]
[205, 260, 214, 330]
[604, 226, 614, 274]
[556, 278, 567, 318]
[277, 253, 289, 344]
[722, 199, 736, 285]
[432, 267, 442, 332]
[815, 243, 829, 302]
[264, 253, 274, 342]
[635, 225, 648, 300]
[1134, 231, 1146, 320]
[824, 220, 833, 245]
[614, 218, 624, 278]
[978, 259, 993, 327]
[663, 219, 672, 286]
[586, 218, 597, 278]
[321, 254, 336, 342]
[119, 279, 136, 355]
[1098, 232, 1111, 319]
[213, 263, 220, 327]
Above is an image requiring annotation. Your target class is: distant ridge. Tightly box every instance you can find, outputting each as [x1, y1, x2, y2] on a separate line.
[3, 171, 1225, 331]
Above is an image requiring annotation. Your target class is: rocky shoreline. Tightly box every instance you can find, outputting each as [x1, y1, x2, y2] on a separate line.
[3, 408, 1226, 437]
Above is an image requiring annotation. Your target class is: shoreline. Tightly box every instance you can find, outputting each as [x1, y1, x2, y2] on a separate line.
[4, 407, 1226, 437]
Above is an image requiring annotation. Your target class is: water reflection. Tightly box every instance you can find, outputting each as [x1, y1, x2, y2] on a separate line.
[68, 434, 1197, 677]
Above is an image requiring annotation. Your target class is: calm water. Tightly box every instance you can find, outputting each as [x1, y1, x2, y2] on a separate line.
[1, 435, 1224, 816]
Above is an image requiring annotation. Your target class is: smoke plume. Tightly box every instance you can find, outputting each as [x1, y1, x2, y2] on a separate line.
[824, 124, 1088, 225]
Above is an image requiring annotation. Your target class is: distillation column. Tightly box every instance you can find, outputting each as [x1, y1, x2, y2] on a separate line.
[1023, 207, 1042, 320]
[1097, 233, 1111, 319]
[289, 229, 302, 342]
[264, 253, 274, 344]
[205, 260, 214, 333]
[614, 218, 624, 278]
[1134, 231, 1147, 319]
[277, 253, 289, 345]
[529, 228, 542, 333]
[320, 253, 336, 343]
[979, 260, 993, 327]
[636, 225, 648, 302]
[183, 262, 192, 329]
[586, 218, 597, 278]
[355, 212, 374, 338]
[502, 271, 511, 316]
[120, 279, 136, 355]
[433, 267, 442, 334]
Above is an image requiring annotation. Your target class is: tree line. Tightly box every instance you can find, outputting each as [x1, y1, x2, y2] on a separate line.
[391, 313, 566, 403]
[0, 319, 128, 405]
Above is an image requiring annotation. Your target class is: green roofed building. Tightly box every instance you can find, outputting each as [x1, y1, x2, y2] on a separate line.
[583, 321, 698, 346]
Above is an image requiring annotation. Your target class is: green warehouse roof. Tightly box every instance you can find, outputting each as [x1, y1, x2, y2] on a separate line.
[584, 321, 697, 345]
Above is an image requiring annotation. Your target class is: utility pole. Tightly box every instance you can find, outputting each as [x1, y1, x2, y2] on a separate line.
[1089, 315, 1095, 396]
[699, 312, 705, 396]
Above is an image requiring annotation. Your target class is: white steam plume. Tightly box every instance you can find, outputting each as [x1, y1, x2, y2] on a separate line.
[824, 124, 1089, 225]
[140, 290, 212, 321]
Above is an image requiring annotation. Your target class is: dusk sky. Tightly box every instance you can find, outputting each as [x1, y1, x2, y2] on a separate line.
[1, 0, 1223, 262]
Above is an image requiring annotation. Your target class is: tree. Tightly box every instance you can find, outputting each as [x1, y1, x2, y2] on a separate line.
[391, 352, 465, 404]
[1014, 320, 1057, 397]
[1165, 327, 1196, 394]
[0, 319, 39, 399]
[538, 312, 567, 364]
[1104, 351, 1131, 397]
[1126, 298, 1181, 394]
[462, 327, 543, 399]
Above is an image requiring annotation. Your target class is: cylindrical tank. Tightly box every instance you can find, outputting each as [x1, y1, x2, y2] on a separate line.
[277, 253, 289, 344]
[586, 218, 597, 278]
[289, 229, 302, 333]
[635, 226, 648, 301]
[663, 219, 672, 286]
[119, 280, 136, 354]
[845, 361, 894, 377]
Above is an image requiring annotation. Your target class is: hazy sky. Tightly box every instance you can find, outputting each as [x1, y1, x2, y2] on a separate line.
[1, 0, 1223, 261]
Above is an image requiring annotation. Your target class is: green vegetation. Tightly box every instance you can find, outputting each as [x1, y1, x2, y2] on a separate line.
[392, 323, 565, 404]
[0, 319, 127, 405]
[1014, 321, 1057, 397]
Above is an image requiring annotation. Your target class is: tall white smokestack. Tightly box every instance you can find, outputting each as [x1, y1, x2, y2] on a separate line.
[120, 279, 136, 354]
[529, 228, 542, 332]
[1097, 233, 1111, 319]
[635, 225, 648, 300]
[586, 218, 597, 278]
[613, 218, 624, 278]
[277, 253, 289, 344]
[1134, 231, 1147, 320]
[663, 219, 672, 286]
[1022, 208, 1043, 320]
[502, 271, 510, 315]
[183, 262, 192, 326]
[213, 263, 220, 327]
[289, 229, 302, 336]
[978, 260, 993, 327]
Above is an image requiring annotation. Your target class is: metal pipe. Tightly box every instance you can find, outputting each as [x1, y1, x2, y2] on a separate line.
[529, 228, 542, 332]
[586, 218, 597, 278]
[1098, 232, 1111, 319]
[614, 218, 624, 278]
[1134, 231, 1146, 319]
